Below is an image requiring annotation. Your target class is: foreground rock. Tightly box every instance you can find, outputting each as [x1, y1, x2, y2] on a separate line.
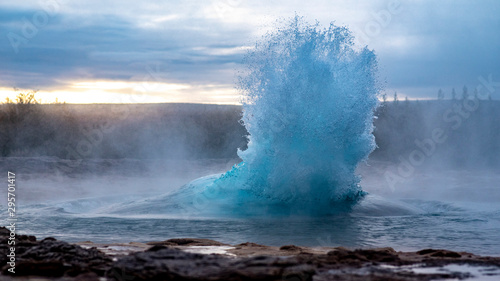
[1, 228, 500, 280]
[0, 227, 112, 279]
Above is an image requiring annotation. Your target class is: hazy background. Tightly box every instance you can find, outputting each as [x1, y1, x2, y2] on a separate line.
[1, 1, 499, 254]
[1, 98, 499, 207]
[1, 0, 499, 220]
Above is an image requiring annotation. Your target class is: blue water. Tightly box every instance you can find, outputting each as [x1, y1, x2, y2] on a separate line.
[8, 197, 500, 256]
[1, 158, 500, 255]
[157, 16, 379, 216]
[2, 17, 500, 256]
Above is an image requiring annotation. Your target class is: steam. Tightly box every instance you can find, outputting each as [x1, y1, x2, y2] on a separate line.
[163, 16, 380, 216]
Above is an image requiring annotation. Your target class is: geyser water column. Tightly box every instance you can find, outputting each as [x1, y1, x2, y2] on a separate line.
[174, 17, 379, 216]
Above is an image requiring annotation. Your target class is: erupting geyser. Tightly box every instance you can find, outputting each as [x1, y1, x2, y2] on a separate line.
[172, 16, 380, 216]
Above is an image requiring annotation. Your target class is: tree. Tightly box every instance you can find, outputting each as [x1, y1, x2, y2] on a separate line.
[462, 85, 468, 100]
[437, 89, 444, 100]
[0, 91, 47, 156]
[451, 88, 457, 100]
[473, 88, 479, 100]
[2, 91, 40, 123]
[382, 93, 387, 103]
[16, 91, 38, 104]
[393, 92, 398, 103]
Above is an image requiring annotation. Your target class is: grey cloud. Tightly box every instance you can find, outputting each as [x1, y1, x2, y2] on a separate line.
[1, 1, 499, 100]
[0, 6, 249, 90]
[373, 0, 500, 98]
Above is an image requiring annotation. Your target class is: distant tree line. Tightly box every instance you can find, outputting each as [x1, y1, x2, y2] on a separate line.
[373, 98, 500, 168]
[383, 86, 494, 104]
[1, 92, 499, 168]
[0, 92, 247, 159]
[435, 86, 491, 101]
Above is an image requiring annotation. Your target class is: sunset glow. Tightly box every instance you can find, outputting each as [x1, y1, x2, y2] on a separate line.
[1, 0, 499, 103]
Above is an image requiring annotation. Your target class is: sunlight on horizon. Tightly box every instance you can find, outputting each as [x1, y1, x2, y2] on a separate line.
[0, 80, 241, 105]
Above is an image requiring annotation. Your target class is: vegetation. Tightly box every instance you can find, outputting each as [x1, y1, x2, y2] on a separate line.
[375, 98, 500, 168]
[0, 92, 247, 159]
[0, 91, 498, 168]
[0, 91, 53, 156]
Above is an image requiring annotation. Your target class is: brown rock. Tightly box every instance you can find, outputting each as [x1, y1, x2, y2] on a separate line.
[236, 242, 267, 247]
[147, 238, 228, 246]
[417, 249, 461, 258]
[280, 245, 303, 252]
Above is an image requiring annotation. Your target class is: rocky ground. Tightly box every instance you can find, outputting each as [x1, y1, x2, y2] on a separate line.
[1, 227, 500, 280]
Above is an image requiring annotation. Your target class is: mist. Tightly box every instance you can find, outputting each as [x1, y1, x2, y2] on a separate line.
[1, 83, 499, 257]
[0, 101, 245, 208]
[361, 97, 500, 207]
[1, 96, 499, 208]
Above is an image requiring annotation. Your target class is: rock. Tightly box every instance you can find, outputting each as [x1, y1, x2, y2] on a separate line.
[108, 247, 306, 280]
[236, 242, 267, 247]
[0, 227, 112, 277]
[15, 260, 68, 277]
[74, 272, 101, 281]
[147, 238, 228, 246]
[279, 245, 302, 252]
[146, 245, 169, 252]
[417, 249, 461, 258]
[1, 227, 500, 281]
[326, 248, 401, 265]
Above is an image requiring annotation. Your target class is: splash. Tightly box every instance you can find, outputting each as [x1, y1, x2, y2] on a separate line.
[171, 16, 379, 216]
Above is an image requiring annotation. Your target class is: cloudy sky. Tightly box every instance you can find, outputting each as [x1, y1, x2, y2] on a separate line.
[0, 0, 499, 104]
